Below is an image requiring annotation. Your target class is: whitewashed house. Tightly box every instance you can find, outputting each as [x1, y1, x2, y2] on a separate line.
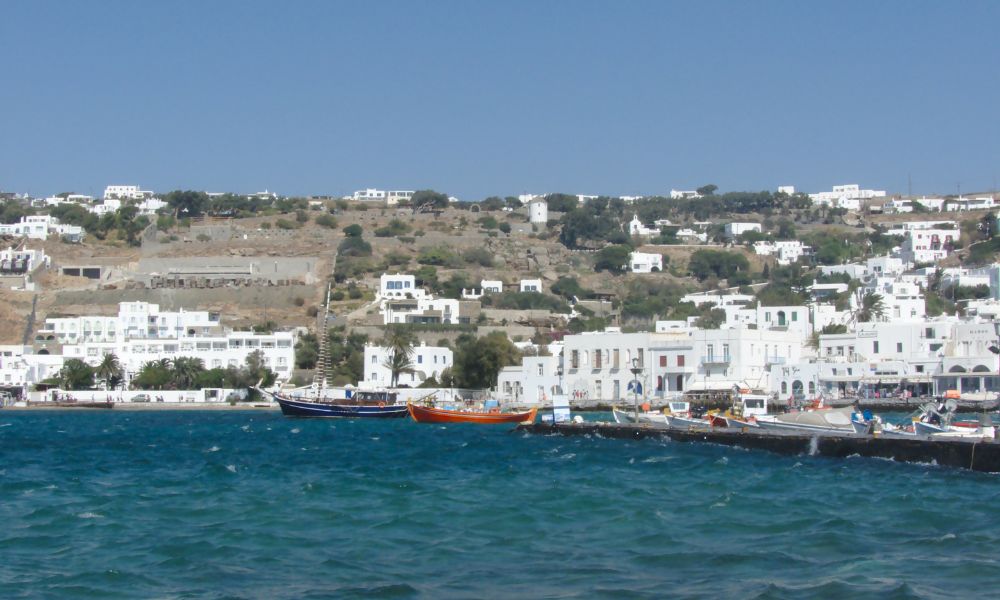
[362, 342, 453, 387]
[629, 251, 663, 273]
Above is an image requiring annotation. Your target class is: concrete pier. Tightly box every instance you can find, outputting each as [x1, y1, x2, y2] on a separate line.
[518, 422, 1000, 473]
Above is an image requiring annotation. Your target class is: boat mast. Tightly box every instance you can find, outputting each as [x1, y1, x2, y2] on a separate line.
[312, 283, 333, 396]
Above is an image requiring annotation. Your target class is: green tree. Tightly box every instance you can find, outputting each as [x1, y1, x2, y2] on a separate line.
[245, 350, 277, 387]
[295, 332, 319, 369]
[593, 245, 632, 274]
[411, 190, 450, 211]
[382, 326, 416, 387]
[696, 184, 718, 196]
[94, 353, 123, 390]
[544, 193, 579, 212]
[58, 359, 95, 390]
[343, 223, 363, 237]
[171, 356, 205, 389]
[163, 190, 210, 217]
[854, 291, 887, 323]
[451, 332, 521, 389]
[132, 359, 173, 390]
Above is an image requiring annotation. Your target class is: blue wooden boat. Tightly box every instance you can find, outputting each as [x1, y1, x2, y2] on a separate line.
[263, 389, 409, 419]
[265, 285, 408, 419]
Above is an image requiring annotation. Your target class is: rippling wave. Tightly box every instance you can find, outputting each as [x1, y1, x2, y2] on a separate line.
[1, 412, 997, 599]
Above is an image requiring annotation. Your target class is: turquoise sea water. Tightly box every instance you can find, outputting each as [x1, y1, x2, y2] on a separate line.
[1, 411, 999, 599]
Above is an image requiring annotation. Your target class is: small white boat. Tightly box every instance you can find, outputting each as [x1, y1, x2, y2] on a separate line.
[612, 406, 667, 425]
[665, 414, 710, 429]
[755, 407, 857, 434]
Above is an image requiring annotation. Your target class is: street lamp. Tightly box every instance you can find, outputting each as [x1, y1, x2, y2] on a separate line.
[629, 357, 643, 422]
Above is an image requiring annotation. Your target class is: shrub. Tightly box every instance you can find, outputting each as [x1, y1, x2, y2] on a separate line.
[331, 290, 345, 301]
[315, 214, 337, 228]
[196, 233, 211, 242]
[260, 222, 272, 230]
[275, 219, 298, 230]
[293, 297, 306, 307]
[343, 224, 363, 237]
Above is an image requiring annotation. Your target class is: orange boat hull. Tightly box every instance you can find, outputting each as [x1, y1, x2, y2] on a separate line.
[407, 403, 537, 424]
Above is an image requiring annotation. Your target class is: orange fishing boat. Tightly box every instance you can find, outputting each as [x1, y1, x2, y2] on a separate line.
[407, 402, 537, 425]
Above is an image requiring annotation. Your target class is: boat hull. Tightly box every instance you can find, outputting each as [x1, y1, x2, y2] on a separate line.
[754, 418, 852, 434]
[613, 407, 667, 425]
[408, 403, 537, 424]
[274, 396, 409, 419]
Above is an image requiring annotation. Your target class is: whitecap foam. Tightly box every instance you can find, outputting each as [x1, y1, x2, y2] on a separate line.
[290, 428, 300, 434]
[207, 446, 220, 453]
[642, 456, 675, 463]
[78, 512, 104, 519]
[241, 425, 251, 432]
[226, 464, 237, 473]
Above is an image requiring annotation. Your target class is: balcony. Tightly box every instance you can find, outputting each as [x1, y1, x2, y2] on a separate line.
[701, 355, 731, 365]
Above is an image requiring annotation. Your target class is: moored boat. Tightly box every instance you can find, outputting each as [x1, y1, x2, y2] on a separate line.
[269, 392, 409, 418]
[408, 402, 537, 424]
[612, 406, 667, 425]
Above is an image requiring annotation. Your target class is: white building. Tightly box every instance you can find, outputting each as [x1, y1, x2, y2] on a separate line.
[482, 279, 503, 293]
[362, 342, 453, 387]
[104, 185, 153, 201]
[30, 301, 296, 388]
[670, 190, 702, 200]
[520, 279, 542, 293]
[379, 273, 426, 300]
[0, 215, 84, 242]
[351, 189, 386, 202]
[496, 347, 564, 405]
[809, 184, 886, 210]
[944, 196, 996, 212]
[0, 246, 48, 275]
[627, 215, 658, 238]
[777, 186, 796, 195]
[561, 326, 805, 399]
[898, 227, 959, 265]
[724, 222, 762, 239]
[528, 198, 548, 225]
[629, 251, 663, 273]
[753, 240, 812, 265]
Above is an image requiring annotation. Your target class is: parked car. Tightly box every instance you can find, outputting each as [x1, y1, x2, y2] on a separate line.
[131, 393, 151, 403]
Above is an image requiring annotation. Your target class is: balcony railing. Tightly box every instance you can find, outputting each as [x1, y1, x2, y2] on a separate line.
[701, 355, 731, 365]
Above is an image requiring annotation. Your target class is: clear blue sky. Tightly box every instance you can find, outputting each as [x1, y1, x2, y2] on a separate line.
[2, 1, 997, 199]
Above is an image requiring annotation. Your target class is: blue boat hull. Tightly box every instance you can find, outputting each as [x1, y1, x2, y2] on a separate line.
[274, 396, 409, 419]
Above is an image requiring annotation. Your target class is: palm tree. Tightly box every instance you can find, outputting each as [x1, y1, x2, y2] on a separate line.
[171, 356, 205, 389]
[58, 359, 95, 391]
[382, 326, 416, 387]
[95, 353, 123, 390]
[854, 291, 887, 323]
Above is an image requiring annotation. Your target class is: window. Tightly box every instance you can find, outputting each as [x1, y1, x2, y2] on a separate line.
[418, 355, 423, 364]
[723, 344, 730, 360]
[537, 364, 544, 376]
[571, 350, 579, 369]
[659, 355, 667, 367]
[613, 349, 620, 369]
[792, 312, 798, 322]
[916, 365, 924, 373]
[896, 342, 903, 353]
[371, 355, 378, 364]
[873, 341, 879, 353]
[677, 355, 685, 367]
